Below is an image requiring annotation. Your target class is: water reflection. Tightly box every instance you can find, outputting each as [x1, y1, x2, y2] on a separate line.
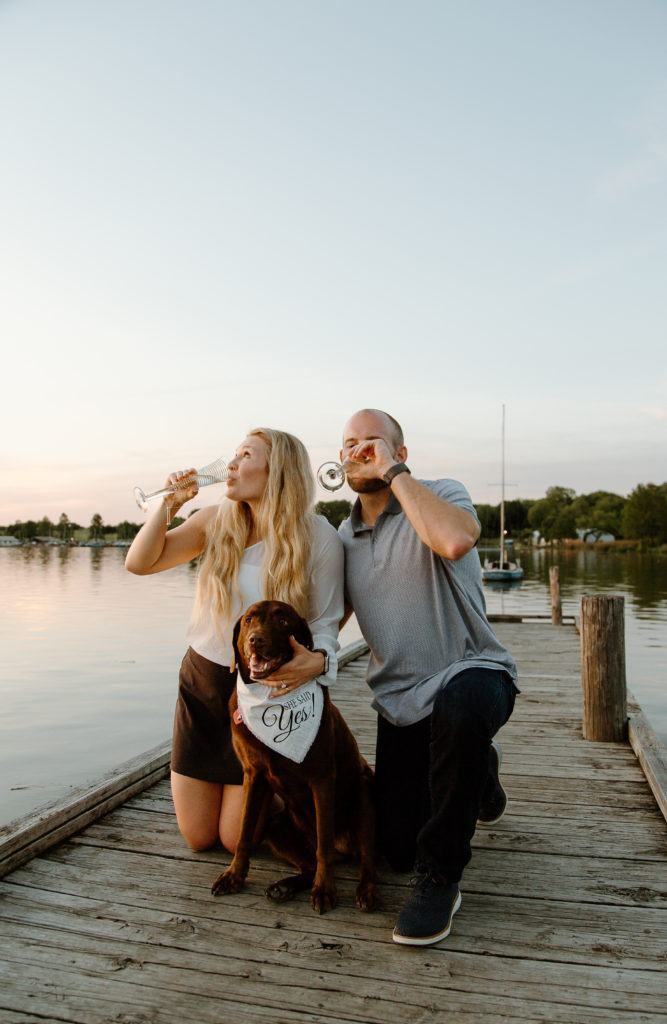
[483, 579, 524, 593]
[493, 547, 667, 612]
[624, 556, 667, 609]
[89, 547, 105, 571]
[56, 545, 74, 579]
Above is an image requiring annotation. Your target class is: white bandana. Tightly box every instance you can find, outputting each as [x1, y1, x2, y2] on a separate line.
[235, 678, 324, 763]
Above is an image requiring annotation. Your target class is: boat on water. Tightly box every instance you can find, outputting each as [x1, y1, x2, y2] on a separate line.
[482, 559, 523, 582]
[482, 404, 524, 584]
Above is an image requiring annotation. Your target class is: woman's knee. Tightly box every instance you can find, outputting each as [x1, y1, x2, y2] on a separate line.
[218, 783, 245, 853]
[179, 820, 220, 852]
[171, 772, 224, 851]
[219, 822, 239, 854]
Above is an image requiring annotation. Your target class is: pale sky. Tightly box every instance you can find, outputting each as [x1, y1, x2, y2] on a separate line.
[2, 0, 666, 526]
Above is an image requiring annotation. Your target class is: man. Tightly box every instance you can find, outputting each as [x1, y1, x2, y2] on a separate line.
[338, 409, 518, 947]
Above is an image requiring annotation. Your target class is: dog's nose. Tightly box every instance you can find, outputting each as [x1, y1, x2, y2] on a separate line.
[248, 632, 262, 647]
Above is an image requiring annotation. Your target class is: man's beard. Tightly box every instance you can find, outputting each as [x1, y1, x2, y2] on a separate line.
[347, 475, 389, 494]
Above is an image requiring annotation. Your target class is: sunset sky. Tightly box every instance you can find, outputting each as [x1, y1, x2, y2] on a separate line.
[2, 0, 666, 526]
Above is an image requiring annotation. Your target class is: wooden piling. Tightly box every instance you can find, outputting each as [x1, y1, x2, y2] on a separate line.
[580, 594, 627, 741]
[549, 565, 562, 625]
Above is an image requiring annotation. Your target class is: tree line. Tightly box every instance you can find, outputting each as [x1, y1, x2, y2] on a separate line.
[2, 483, 667, 546]
[0, 513, 144, 543]
[313, 489, 667, 545]
[476, 483, 667, 546]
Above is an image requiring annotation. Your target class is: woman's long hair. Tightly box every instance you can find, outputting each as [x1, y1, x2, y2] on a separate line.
[192, 428, 315, 633]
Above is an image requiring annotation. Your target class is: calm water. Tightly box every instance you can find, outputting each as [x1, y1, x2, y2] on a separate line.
[1, 544, 665, 827]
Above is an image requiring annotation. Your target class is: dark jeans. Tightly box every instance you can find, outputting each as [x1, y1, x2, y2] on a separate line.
[374, 667, 516, 882]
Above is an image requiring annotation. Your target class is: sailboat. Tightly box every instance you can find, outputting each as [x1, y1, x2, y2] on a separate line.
[482, 405, 524, 583]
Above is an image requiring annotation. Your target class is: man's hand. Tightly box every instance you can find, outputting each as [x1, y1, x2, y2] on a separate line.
[344, 438, 399, 480]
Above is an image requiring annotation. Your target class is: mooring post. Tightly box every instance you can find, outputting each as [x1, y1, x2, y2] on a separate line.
[580, 594, 627, 742]
[549, 565, 562, 625]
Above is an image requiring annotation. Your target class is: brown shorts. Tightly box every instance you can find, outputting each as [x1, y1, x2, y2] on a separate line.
[171, 647, 244, 785]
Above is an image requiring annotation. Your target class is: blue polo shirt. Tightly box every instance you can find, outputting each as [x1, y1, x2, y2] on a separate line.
[339, 478, 519, 726]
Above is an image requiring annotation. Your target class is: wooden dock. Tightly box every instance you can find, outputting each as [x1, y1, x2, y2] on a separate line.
[1, 622, 666, 1023]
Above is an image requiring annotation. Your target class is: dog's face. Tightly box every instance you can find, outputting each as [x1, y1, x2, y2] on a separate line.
[232, 600, 313, 683]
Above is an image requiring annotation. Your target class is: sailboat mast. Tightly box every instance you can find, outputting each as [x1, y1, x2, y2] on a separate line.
[499, 404, 505, 567]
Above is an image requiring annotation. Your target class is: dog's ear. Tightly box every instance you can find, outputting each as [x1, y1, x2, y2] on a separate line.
[291, 611, 313, 651]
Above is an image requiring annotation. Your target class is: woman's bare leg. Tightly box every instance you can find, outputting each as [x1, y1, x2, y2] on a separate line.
[171, 771, 225, 851]
[219, 783, 246, 852]
[171, 772, 276, 853]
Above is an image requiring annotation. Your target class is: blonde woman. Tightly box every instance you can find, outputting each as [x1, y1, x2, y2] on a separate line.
[126, 429, 343, 852]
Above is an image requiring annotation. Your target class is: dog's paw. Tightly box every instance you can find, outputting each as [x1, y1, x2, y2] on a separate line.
[265, 879, 296, 902]
[310, 883, 337, 914]
[211, 870, 244, 896]
[266, 870, 314, 903]
[355, 881, 377, 912]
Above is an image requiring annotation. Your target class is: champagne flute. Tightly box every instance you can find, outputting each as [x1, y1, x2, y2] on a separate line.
[316, 457, 370, 491]
[133, 456, 229, 512]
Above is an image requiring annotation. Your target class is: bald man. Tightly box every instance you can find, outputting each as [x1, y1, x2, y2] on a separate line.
[338, 408, 519, 946]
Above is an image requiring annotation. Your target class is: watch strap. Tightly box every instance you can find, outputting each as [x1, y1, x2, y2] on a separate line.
[313, 648, 329, 675]
[383, 463, 411, 484]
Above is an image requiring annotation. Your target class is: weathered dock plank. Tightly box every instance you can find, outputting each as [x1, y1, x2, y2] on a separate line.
[1, 622, 666, 1023]
[0, 741, 171, 879]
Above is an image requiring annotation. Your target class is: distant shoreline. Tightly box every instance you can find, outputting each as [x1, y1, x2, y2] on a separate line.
[2, 537, 665, 554]
[480, 538, 654, 553]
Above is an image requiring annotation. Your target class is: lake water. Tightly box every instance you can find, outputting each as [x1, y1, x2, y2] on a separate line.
[1, 543, 665, 828]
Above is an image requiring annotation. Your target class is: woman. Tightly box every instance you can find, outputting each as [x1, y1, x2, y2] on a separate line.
[125, 429, 343, 852]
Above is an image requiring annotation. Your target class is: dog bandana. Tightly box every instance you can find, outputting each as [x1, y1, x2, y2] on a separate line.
[235, 678, 324, 763]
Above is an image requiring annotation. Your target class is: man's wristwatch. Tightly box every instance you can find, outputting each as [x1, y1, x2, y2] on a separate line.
[383, 463, 411, 484]
[313, 648, 329, 675]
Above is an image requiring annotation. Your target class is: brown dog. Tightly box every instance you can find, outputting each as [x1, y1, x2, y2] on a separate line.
[211, 600, 376, 914]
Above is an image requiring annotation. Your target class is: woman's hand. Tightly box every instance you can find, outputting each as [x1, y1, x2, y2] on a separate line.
[262, 637, 326, 698]
[164, 468, 199, 518]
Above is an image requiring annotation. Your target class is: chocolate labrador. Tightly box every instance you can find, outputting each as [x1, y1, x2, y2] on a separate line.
[211, 600, 376, 914]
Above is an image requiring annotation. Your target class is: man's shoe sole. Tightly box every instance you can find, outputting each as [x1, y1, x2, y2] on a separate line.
[392, 890, 462, 946]
[477, 740, 507, 825]
[477, 797, 508, 826]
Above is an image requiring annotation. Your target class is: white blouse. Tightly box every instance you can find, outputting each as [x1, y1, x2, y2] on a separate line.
[186, 514, 344, 686]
